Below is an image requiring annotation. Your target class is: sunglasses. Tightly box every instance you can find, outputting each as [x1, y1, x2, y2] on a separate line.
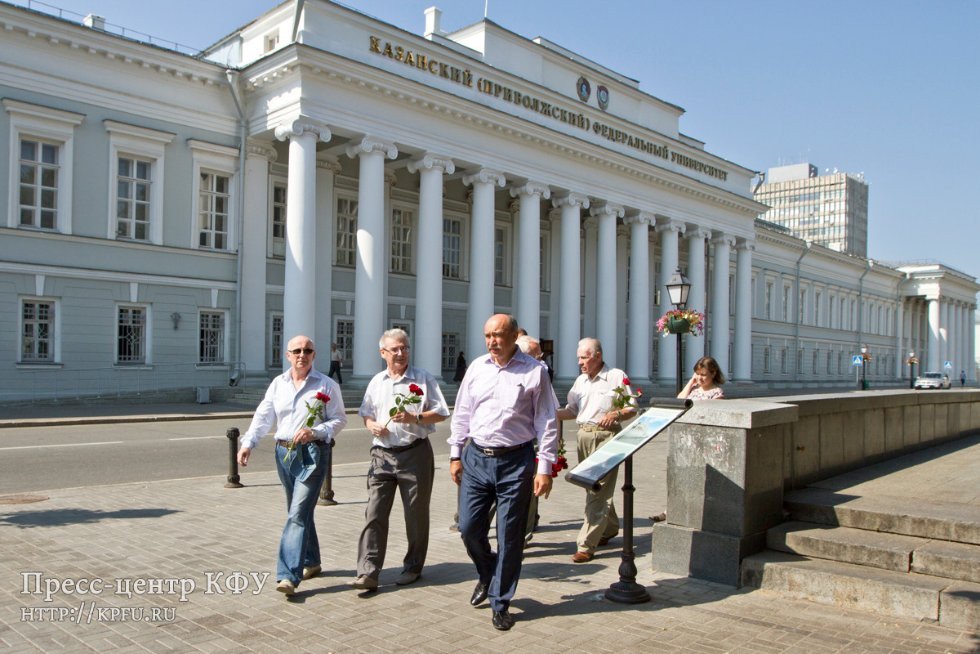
[288, 348, 315, 355]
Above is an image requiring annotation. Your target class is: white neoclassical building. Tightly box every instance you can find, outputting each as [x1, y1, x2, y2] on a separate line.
[1, 1, 976, 401]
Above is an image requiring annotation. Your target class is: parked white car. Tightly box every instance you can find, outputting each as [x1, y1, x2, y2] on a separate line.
[914, 372, 951, 389]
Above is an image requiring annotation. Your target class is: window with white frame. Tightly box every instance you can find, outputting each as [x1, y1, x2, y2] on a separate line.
[837, 351, 844, 375]
[765, 281, 773, 319]
[540, 231, 551, 291]
[797, 348, 804, 374]
[442, 332, 460, 372]
[782, 285, 791, 322]
[105, 121, 173, 244]
[4, 99, 84, 233]
[269, 313, 283, 366]
[335, 318, 355, 361]
[840, 297, 847, 330]
[443, 215, 463, 279]
[799, 288, 808, 324]
[494, 224, 511, 286]
[780, 347, 788, 374]
[390, 207, 414, 274]
[189, 140, 238, 251]
[729, 274, 735, 315]
[763, 345, 771, 373]
[116, 305, 147, 364]
[21, 299, 56, 363]
[271, 181, 287, 258]
[815, 291, 822, 327]
[199, 311, 225, 364]
[813, 349, 819, 375]
[336, 196, 358, 266]
[826, 350, 833, 375]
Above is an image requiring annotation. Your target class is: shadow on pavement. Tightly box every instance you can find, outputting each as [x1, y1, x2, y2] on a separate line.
[0, 507, 180, 528]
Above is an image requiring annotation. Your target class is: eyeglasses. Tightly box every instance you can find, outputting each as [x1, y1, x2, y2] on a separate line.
[288, 348, 315, 355]
[382, 346, 410, 354]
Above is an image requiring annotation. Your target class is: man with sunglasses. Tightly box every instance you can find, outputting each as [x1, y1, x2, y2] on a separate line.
[238, 335, 346, 597]
[352, 328, 449, 591]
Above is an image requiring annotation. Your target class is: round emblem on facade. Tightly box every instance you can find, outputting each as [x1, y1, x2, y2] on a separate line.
[597, 85, 609, 110]
[576, 76, 591, 102]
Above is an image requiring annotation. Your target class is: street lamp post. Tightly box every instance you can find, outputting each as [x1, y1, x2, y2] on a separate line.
[664, 269, 692, 396]
[907, 351, 917, 389]
[860, 345, 869, 390]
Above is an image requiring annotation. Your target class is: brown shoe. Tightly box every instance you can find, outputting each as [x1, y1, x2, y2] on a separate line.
[571, 551, 594, 563]
[651, 512, 667, 523]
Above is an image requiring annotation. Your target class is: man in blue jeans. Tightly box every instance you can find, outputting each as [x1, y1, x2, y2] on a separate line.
[449, 314, 558, 630]
[238, 335, 347, 596]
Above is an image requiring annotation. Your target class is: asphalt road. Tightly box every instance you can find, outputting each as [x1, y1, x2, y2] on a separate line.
[0, 417, 454, 495]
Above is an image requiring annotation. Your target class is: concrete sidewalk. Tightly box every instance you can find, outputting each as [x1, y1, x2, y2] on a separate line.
[0, 413, 977, 652]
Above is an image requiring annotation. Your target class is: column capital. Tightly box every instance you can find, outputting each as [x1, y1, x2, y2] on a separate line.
[589, 202, 625, 220]
[623, 211, 653, 227]
[735, 237, 755, 251]
[245, 139, 278, 162]
[345, 135, 397, 160]
[407, 153, 456, 175]
[316, 155, 341, 174]
[274, 118, 332, 143]
[462, 167, 506, 188]
[684, 226, 711, 241]
[711, 233, 736, 247]
[551, 192, 590, 210]
[655, 217, 686, 236]
[509, 180, 551, 200]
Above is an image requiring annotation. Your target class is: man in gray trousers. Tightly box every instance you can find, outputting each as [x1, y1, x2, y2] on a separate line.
[351, 328, 449, 590]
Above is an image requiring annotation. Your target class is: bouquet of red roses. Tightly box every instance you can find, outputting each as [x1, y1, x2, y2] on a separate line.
[384, 383, 424, 427]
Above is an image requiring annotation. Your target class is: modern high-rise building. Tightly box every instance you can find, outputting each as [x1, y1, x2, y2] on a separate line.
[754, 163, 868, 257]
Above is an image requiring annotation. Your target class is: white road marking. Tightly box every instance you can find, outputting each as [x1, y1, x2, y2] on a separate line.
[0, 441, 124, 451]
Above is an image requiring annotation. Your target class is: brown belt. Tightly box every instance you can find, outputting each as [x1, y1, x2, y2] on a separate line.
[578, 423, 621, 433]
[374, 438, 427, 453]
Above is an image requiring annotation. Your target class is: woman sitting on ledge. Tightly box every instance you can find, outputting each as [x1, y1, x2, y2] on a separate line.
[678, 356, 725, 400]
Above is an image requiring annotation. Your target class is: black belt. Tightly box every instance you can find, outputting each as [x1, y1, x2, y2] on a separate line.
[276, 439, 327, 448]
[375, 438, 427, 453]
[471, 440, 534, 457]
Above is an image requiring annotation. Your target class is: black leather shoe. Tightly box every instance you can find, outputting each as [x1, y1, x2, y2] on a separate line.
[492, 609, 514, 631]
[469, 582, 488, 607]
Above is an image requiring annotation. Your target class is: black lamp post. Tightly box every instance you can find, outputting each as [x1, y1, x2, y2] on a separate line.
[860, 345, 869, 390]
[908, 351, 917, 389]
[664, 268, 691, 396]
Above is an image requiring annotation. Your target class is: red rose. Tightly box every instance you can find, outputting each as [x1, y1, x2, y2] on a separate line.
[622, 376, 632, 387]
[316, 391, 331, 403]
[409, 383, 424, 396]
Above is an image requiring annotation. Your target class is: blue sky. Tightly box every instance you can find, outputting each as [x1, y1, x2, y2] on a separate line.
[21, 0, 980, 278]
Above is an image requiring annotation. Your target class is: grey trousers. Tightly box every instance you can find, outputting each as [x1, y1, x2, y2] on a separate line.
[576, 427, 619, 552]
[356, 438, 434, 580]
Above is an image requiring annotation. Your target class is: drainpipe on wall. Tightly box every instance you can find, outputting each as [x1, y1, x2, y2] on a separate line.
[793, 241, 810, 382]
[225, 69, 247, 381]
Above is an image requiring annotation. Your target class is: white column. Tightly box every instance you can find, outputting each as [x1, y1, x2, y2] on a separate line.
[314, 156, 341, 356]
[275, 120, 331, 352]
[510, 181, 550, 336]
[625, 212, 652, 384]
[894, 300, 905, 378]
[970, 305, 977, 382]
[941, 299, 951, 370]
[616, 225, 629, 370]
[927, 296, 941, 371]
[346, 136, 397, 378]
[656, 218, 684, 383]
[408, 154, 455, 377]
[733, 239, 754, 381]
[710, 233, 734, 376]
[240, 141, 276, 374]
[591, 202, 624, 364]
[463, 169, 506, 363]
[553, 193, 589, 380]
[683, 227, 710, 371]
[583, 217, 598, 337]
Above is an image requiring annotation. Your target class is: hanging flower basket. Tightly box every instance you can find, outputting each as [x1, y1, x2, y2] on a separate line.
[657, 309, 705, 336]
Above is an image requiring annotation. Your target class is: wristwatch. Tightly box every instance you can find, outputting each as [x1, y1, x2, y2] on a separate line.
[416, 413, 423, 424]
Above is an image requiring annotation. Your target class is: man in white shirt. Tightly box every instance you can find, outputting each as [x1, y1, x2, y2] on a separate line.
[556, 337, 637, 563]
[353, 328, 449, 590]
[237, 335, 347, 597]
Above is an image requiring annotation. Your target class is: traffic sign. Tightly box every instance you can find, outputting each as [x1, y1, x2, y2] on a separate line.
[944, 361, 952, 369]
[852, 355, 863, 367]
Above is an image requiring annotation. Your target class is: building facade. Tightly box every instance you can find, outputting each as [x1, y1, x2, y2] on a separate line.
[754, 163, 869, 258]
[1, 1, 976, 402]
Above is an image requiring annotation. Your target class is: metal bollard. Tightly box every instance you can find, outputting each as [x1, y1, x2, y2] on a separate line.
[317, 441, 337, 505]
[225, 427, 243, 489]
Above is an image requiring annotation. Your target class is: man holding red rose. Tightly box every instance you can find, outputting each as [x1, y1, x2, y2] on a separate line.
[556, 337, 637, 563]
[237, 335, 347, 597]
[353, 328, 449, 591]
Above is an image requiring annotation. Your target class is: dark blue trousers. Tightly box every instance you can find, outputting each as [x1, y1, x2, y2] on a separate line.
[458, 441, 534, 611]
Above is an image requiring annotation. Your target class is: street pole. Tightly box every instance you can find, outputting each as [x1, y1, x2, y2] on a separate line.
[675, 332, 683, 396]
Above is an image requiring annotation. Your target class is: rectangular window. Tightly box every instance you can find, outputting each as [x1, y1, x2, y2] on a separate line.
[797, 348, 804, 374]
[827, 350, 833, 375]
[117, 306, 146, 364]
[199, 311, 225, 364]
[814, 291, 822, 327]
[443, 215, 463, 279]
[335, 318, 355, 362]
[540, 232, 551, 292]
[494, 226, 509, 285]
[21, 299, 54, 362]
[812, 349, 819, 375]
[799, 289, 807, 324]
[442, 332, 459, 373]
[763, 346, 771, 373]
[782, 285, 791, 322]
[18, 139, 59, 230]
[780, 347, 788, 374]
[271, 182, 287, 258]
[269, 314, 283, 367]
[198, 171, 230, 249]
[765, 282, 773, 319]
[336, 197, 358, 267]
[115, 157, 151, 240]
[390, 207, 414, 274]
